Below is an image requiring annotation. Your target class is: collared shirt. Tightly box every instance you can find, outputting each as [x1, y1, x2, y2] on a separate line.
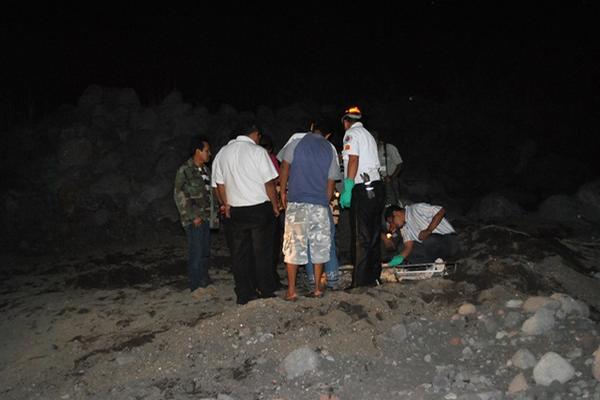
[173, 158, 212, 227]
[211, 135, 278, 207]
[400, 203, 456, 243]
[378, 142, 403, 177]
[341, 122, 381, 184]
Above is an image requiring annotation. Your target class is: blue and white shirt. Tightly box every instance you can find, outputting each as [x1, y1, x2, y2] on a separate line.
[278, 132, 341, 207]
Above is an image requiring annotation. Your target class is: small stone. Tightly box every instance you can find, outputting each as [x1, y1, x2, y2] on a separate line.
[593, 346, 600, 381]
[506, 299, 523, 308]
[508, 373, 528, 394]
[522, 296, 559, 313]
[512, 348, 537, 370]
[458, 303, 476, 315]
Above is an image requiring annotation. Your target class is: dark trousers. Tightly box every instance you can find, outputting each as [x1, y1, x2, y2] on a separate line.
[229, 202, 276, 303]
[383, 177, 400, 206]
[408, 233, 459, 264]
[184, 221, 211, 291]
[350, 181, 385, 287]
[272, 211, 285, 286]
[221, 215, 234, 272]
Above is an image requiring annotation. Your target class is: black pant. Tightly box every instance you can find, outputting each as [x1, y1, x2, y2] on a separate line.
[350, 181, 385, 287]
[383, 176, 400, 206]
[229, 202, 276, 303]
[221, 215, 234, 272]
[408, 233, 459, 264]
[272, 211, 285, 286]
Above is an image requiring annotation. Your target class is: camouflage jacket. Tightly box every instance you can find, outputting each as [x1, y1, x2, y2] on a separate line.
[173, 158, 212, 227]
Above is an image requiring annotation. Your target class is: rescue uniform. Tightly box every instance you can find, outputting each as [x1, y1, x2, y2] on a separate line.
[342, 122, 386, 287]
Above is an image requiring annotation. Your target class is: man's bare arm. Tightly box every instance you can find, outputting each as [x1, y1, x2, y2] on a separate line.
[346, 155, 359, 181]
[216, 184, 230, 218]
[265, 179, 280, 217]
[279, 160, 290, 210]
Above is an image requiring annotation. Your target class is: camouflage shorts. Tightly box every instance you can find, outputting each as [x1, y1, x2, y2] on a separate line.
[283, 202, 331, 265]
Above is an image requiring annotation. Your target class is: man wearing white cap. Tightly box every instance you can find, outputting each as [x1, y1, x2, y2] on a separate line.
[340, 106, 385, 287]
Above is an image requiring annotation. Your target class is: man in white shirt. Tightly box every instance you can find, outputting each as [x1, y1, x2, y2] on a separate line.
[373, 132, 403, 206]
[383, 203, 458, 265]
[211, 123, 280, 304]
[340, 106, 386, 287]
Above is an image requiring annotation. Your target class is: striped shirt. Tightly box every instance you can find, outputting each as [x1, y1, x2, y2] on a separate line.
[400, 203, 456, 243]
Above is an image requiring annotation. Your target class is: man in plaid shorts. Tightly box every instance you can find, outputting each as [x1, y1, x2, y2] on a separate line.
[279, 122, 341, 300]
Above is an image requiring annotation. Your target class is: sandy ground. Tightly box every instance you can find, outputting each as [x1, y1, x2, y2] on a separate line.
[1, 218, 600, 400]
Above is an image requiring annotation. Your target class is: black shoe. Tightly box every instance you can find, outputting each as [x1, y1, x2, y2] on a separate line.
[236, 294, 258, 305]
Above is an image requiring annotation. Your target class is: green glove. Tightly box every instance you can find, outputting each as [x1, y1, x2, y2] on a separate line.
[388, 255, 405, 267]
[340, 178, 355, 208]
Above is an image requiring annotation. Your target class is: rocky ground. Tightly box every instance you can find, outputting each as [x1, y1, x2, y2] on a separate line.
[1, 216, 600, 400]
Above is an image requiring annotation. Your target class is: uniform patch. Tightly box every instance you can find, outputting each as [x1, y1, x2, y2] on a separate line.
[343, 144, 351, 151]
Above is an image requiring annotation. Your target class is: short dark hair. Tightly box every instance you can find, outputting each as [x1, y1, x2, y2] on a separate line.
[259, 134, 274, 152]
[190, 135, 209, 155]
[383, 205, 404, 221]
[236, 119, 261, 137]
[309, 120, 331, 137]
[243, 124, 260, 136]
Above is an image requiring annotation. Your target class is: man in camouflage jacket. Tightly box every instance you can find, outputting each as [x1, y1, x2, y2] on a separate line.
[174, 136, 215, 297]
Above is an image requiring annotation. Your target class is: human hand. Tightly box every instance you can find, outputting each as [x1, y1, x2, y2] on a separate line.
[340, 178, 354, 209]
[418, 229, 432, 241]
[388, 255, 405, 267]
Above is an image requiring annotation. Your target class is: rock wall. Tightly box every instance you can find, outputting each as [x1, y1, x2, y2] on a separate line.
[1, 85, 597, 253]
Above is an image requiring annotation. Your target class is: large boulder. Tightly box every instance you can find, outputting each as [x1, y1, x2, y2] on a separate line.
[537, 194, 583, 224]
[577, 180, 600, 222]
[114, 87, 140, 108]
[89, 173, 132, 202]
[130, 108, 158, 132]
[158, 90, 192, 121]
[533, 352, 575, 386]
[58, 137, 94, 169]
[77, 84, 105, 111]
[468, 193, 524, 222]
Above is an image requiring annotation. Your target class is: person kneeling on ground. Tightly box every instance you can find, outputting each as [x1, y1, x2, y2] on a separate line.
[383, 203, 459, 266]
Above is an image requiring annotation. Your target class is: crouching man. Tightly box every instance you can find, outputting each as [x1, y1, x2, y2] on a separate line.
[383, 203, 459, 266]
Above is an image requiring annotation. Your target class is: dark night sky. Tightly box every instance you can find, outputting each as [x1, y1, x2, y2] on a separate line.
[1, 2, 599, 118]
